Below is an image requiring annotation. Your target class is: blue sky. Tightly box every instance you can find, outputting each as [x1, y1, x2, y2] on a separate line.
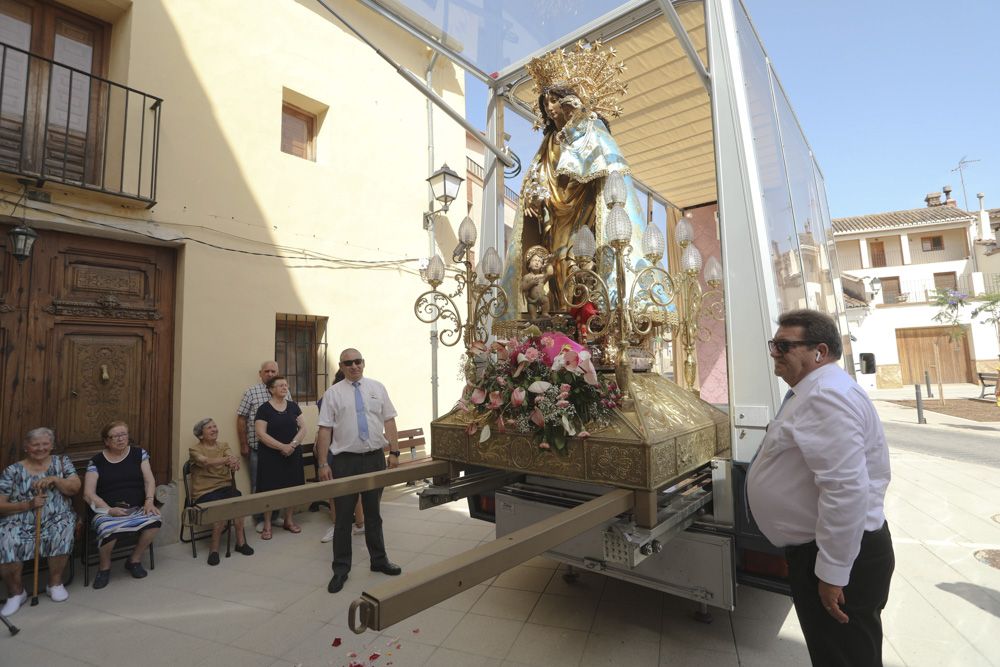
[465, 0, 999, 219]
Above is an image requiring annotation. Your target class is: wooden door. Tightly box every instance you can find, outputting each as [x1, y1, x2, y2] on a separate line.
[869, 240, 886, 268]
[0, 224, 174, 482]
[896, 326, 973, 384]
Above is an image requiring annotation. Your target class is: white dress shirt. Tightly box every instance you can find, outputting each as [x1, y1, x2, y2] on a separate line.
[746, 363, 890, 586]
[317, 377, 397, 455]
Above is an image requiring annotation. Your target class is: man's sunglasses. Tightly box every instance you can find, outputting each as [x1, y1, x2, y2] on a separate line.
[341, 359, 364, 367]
[767, 339, 819, 354]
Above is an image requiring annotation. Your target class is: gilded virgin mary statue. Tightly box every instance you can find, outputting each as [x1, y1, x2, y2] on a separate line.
[499, 41, 648, 321]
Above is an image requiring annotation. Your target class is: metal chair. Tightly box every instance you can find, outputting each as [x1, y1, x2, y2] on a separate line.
[179, 459, 233, 559]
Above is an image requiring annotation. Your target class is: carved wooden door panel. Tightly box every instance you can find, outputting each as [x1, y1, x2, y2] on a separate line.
[54, 329, 148, 459]
[0, 223, 174, 482]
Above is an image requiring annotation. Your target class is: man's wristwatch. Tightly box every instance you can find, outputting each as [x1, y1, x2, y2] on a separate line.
[389, 451, 400, 457]
[318, 462, 330, 469]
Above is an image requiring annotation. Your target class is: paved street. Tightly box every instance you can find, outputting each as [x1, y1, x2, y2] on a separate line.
[2, 385, 998, 666]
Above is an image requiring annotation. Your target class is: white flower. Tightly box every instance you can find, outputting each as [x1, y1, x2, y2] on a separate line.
[527, 380, 552, 394]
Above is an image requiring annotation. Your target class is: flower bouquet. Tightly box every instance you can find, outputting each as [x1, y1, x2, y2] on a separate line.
[457, 329, 622, 453]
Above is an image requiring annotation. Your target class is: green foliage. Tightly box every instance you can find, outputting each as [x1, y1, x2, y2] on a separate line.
[931, 288, 969, 342]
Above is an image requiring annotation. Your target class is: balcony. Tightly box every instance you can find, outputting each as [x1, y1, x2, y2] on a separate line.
[0, 42, 161, 205]
[881, 274, 975, 305]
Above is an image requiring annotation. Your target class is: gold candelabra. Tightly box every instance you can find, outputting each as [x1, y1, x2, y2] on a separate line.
[564, 174, 723, 396]
[414, 216, 508, 348]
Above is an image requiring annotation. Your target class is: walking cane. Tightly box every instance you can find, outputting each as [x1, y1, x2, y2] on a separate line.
[0, 612, 19, 635]
[30, 498, 42, 606]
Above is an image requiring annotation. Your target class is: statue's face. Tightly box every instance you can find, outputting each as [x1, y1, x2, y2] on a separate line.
[544, 93, 571, 129]
[529, 255, 544, 271]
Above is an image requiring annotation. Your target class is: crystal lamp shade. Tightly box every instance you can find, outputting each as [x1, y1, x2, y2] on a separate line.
[427, 163, 463, 206]
[681, 244, 703, 275]
[606, 206, 632, 244]
[641, 223, 665, 262]
[426, 254, 446, 284]
[572, 226, 597, 259]
[481, 247, 503, 280]
[675, 215, 694, 246]
[603, 171, 627, 207]
[704, 255, 723, 285]
[458, 216, 477, 245]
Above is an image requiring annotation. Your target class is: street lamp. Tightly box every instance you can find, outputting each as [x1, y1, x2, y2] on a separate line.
[426, 163, 463, 211]
[7, 180, 40, 262]
[7, 224, 38, 262]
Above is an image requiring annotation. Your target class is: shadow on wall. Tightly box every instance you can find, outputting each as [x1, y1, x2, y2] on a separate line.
[137, 2, 309, 485]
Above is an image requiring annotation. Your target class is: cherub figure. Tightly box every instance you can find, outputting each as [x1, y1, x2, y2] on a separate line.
[521, 245, 554, 320]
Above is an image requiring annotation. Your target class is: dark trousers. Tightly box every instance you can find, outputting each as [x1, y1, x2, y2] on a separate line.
[786, 521, 894, 667]
[329, 449, 389, 575]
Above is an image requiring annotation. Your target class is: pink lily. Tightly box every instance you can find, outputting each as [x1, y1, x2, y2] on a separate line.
[577, 350, 599, 386]
[556, 399, 570, 409]
[488, 391, 503, 410]
[538, 441, 551, 450]
[468, 340, 487, 356]
[578, 431, 591, 439]
[470, 387, 487, 405]
[511, 387, 526, 407]
[530, 408, 545, 427]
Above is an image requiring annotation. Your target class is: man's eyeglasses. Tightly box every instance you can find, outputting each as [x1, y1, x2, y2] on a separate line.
[767, 339, 819, 355]
[341, 359, 364, 367]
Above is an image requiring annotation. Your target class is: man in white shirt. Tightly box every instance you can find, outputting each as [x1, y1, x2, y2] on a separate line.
[747, 309, 894, 667]
[316, 349, 402, 594]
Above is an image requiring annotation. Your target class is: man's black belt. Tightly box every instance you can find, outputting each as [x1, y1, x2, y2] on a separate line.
[333, 449, 383, 457]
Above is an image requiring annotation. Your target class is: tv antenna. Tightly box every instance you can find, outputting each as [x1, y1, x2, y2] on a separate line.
[951, 156, 980, 210]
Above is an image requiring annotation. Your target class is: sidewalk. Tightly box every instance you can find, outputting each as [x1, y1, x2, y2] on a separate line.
[870, 383, 1000, 431]
[2, 440, 999, 665]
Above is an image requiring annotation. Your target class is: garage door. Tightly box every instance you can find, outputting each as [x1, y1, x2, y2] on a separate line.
[896, 326, 973, 384]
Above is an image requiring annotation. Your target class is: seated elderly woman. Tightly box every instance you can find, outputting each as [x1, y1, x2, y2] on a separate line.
[0, 428, 80, 616]
[83, 421, 161, 590]
[188, 418, 254, 565]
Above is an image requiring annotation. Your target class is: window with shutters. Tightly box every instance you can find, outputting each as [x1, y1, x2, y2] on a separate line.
[281, 103, 315, 161]
[933, 272, 957, 292]
[0, 0, 109, 183]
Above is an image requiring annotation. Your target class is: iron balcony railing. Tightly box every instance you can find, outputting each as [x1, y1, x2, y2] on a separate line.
[0, 41, 162, 205]
[466, 156, 520, 204]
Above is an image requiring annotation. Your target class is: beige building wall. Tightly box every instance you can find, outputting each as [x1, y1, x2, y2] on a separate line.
[19, 0, 471, 492]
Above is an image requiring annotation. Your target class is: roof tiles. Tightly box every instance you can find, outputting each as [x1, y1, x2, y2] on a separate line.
[832, 205, 974, 235]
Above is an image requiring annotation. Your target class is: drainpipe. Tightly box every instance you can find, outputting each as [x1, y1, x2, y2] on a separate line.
[426, 51, 440, 419]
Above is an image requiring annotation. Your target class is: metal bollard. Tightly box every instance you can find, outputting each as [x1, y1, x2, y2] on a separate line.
[924, 370, 933, 398]
[914, 384, 927, 424]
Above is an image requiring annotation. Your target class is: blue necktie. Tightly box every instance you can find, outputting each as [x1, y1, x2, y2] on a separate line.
[353, 381, 369, 442]
[774, 389, 795, 419]
[749, 389, 795, 469]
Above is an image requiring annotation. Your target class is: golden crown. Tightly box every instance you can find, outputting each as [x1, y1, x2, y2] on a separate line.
[526, 41, 628, 125]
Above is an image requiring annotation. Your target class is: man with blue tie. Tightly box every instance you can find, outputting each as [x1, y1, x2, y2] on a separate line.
[316, 348, 402, 594]
[747, 309, 894, 666]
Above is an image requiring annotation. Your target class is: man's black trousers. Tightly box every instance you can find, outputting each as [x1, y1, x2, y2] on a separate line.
[785, 521, 894, 667]
[329, 449, 390, 575]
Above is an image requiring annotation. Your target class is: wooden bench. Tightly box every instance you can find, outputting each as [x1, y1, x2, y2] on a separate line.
[978, 372, 998, 399]
[396, 427, 428, 464]
[302, 428, 428, 504]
